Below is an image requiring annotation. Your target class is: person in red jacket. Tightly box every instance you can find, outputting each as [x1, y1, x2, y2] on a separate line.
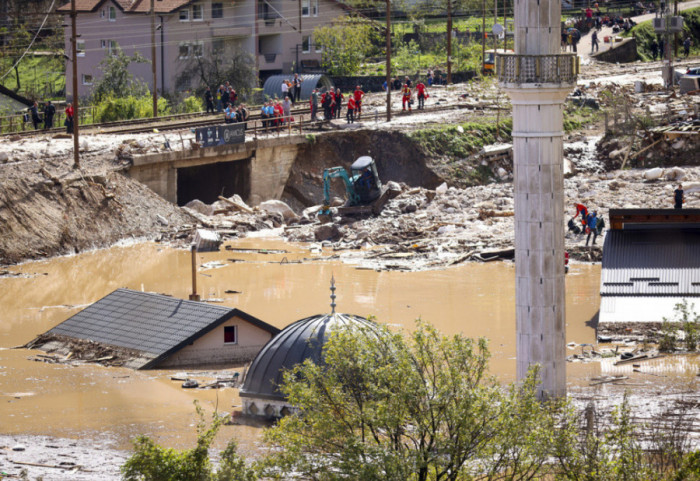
[573, 203, 589, 230]
[401, 83, 412, 111]
[346, 96, 356, 123]
[65, 102, 74, 134]
[415, 80, 427, 110]
[353, 85, 364, 119]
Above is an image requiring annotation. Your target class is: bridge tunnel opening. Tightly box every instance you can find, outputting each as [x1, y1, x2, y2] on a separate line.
[176, 159, 251, 206]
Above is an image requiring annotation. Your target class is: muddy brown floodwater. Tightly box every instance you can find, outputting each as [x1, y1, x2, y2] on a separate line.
[0, 237, 696, 460]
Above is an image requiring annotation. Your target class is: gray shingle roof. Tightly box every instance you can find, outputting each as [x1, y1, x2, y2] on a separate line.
[601, 229, 700, 297]
[48, 288, 279, 368]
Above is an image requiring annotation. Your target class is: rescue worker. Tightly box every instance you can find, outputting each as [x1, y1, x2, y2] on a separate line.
[353, 85, 364, 120]
[402, 83, 412, 111]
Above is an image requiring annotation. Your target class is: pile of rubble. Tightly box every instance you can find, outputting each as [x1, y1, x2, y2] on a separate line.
[176, 165, 700, 271]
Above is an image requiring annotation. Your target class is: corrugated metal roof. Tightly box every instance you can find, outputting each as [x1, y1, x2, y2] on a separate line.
[239, 313, 377, 401]
[601, 229, 700, 296]
[48, 288, 279, 368]
[262, 75, 334, 102]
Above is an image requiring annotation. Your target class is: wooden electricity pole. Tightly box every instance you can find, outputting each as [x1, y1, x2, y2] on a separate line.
[386, 0, 391, 121]
[446, 0, 452, 84]
[70, 0, 80, 169]
[151, 0, 158, 117]
[481, 0, 486, 74]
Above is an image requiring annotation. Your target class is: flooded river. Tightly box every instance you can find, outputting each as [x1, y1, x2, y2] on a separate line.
[0, 238, 696, 456]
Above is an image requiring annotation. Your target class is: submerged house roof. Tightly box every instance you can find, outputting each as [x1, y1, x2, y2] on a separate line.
[45, 288, 279, 369]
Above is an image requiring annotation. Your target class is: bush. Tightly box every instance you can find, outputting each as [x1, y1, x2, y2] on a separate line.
[177, 95, 204, 114]
[94, 95, 170, 123]
[121, 402, 257, 481]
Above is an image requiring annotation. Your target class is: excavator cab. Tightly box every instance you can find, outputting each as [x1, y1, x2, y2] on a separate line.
[350, 156, 382, 204]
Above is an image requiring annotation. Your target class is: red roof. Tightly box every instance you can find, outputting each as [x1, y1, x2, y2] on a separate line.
[57, 0, 192, 13]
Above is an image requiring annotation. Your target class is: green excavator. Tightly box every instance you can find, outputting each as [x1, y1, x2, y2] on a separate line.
[318, 156, 399, 222]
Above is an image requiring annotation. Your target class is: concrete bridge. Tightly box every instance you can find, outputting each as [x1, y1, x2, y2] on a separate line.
[129, 135, 307, 206]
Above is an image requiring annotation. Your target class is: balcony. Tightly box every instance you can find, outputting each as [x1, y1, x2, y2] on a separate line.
[259, 53, 283, 70]
[496, 54, 578, 85]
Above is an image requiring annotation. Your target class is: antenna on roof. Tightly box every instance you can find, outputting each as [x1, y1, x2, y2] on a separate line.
[330, 275, 336, 314]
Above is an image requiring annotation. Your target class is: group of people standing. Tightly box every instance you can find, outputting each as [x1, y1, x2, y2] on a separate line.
[27, 100, 74, 134]
[310, 86, 364, 124]
[205, 82, 238, 114]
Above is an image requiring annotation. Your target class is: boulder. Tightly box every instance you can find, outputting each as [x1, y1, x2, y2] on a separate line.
[0, 151, 8, 163]
[643, 167, 664, 181]
[184, 199, 214, 216]
[665, 167, 686, 181]
[259, 200, 296, 220]
[314, 223, 341, 241]
[435, 182, 448, 195]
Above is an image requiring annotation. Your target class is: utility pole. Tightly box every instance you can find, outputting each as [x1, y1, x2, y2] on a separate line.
[385, 0, 391, 121]
[446, 0, 452, 84]
[151, 0, 158, 117]
[481, 0, 486, 74]
[70, 0, 80, 169]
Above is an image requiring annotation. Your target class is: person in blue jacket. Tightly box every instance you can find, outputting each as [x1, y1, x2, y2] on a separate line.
[585, 211, 598, 246]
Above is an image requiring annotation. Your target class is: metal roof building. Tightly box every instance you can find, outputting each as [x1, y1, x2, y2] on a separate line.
[35, 288, 280, 369]
[262, 74, 334, 101]
[599, 209, 700, 327]
[239, 311, 377, 418]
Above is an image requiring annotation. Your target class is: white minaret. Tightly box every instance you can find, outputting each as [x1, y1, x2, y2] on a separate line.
[498, 0, 577, 397]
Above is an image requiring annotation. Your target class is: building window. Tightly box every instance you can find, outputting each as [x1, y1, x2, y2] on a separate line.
[108, 6, 116, 21]
[212, 38, 225, 54]
[192, 41, 204, 58]
[101, 39, 117, 55]
[100, 9, 105, 18]
[302, 35, 310, 53]
[179, 8, 189, 21]
[312, 0, 318, 16]
[315, 41, 322, 53]
[211, 2, 223, 18]
[76, 40, 86, 56]
[179, 43, 190, 59]
[82, 74, 93, 85]
[224, 326, 237, 344]
[301, 0, 309, 17]
[192, 4, 203, 20]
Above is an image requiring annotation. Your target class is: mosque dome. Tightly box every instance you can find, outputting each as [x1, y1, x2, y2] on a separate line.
[239, 312, 376, 411]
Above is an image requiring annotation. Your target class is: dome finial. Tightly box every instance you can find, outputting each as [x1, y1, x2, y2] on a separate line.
[330, 275, 336, 314]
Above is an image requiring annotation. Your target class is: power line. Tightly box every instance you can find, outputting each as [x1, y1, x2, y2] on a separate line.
[0, 0, 58, 81]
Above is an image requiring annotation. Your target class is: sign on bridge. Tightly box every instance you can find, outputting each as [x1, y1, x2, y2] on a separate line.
[196, 123, 246, 148]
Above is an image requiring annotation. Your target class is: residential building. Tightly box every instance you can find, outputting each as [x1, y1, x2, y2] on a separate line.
[32, 288, 281, 369]
[57, 0, 347, 99]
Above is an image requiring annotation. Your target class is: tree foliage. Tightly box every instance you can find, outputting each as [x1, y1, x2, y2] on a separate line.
[176, 47, 257, 99]
[91, 47, 149, 102]
[121, 402, 256, 481]
[262, 321, 555, 481]
[313, 17, 376, 76]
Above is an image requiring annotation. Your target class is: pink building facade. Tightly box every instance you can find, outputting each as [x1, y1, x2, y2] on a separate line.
[58, 0, 346, 99]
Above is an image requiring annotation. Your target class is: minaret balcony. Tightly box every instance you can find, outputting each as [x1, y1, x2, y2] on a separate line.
[496, 53, 579, 86]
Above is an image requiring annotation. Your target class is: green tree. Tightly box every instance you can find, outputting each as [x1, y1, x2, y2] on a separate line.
[176, 47, 257, 99]
[121, 401, 256, 481]
[262, 321, 554, 481]
[91, 46, 149, 102]
[313, 17, 375, 76]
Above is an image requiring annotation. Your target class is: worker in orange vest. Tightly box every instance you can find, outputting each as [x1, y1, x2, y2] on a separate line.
[401, 83, 412, 111]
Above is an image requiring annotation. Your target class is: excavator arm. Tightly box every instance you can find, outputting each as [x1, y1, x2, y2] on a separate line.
[322, 167, 361, 207]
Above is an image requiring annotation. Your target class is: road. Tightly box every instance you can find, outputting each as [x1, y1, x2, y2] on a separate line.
[575, 0, 700, 59]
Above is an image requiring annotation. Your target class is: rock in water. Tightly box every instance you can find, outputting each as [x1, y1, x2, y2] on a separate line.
[259, 200, 297, 220]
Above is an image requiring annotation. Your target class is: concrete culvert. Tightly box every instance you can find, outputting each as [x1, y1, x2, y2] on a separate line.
[262, 74, 334, 101]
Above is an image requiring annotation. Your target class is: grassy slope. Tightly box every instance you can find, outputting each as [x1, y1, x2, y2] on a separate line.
[0, 54, 65, 101]
[626, 7, 700, 60]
